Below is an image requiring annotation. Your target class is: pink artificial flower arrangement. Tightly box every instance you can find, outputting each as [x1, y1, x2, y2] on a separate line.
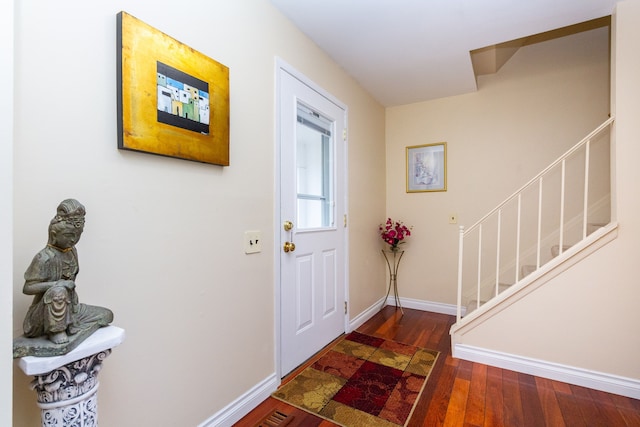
[379, 218, 412, 250]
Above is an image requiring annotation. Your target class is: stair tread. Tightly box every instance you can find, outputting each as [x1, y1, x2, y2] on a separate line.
[551, 244, 572, 257]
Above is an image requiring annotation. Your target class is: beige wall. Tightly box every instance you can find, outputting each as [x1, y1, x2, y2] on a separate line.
[385, 26, 610, 305]
[441, 1, 640, 381]
[10, 1, 385, 425]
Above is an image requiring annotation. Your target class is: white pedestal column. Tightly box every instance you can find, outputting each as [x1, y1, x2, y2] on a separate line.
[18, 326, 125, 427]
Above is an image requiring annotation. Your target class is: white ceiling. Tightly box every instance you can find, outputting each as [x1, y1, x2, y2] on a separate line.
[269, 0, 617, 106]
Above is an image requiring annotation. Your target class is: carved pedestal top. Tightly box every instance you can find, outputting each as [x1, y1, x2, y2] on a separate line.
[19, 326, 125, 376]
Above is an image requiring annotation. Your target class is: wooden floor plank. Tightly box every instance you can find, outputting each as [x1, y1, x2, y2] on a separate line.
[534, 376, 566, 427]
[613, 394, 640, 410]
[484, 365, 504, 427]
[588, 388, 631, 426]
[464, 363, 487, 426]
[501, 369, 524, 427]
[556, 392, 589, 427]
[566, 384, 611, 425]
[420, 355, 457, 427]
[457, 359, 474, 382]
[233, 308, 640, 427]
[518, 372, 547, 427]
[619, 406, 640, 426]
[443, 377, 470, 427]
[551, 379, 573, 395]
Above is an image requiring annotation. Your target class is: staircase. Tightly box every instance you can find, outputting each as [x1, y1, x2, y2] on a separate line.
[463, 222, 606, 315]
[452, 117, 615, 327]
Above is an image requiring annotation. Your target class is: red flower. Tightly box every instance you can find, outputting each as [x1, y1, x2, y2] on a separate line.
[379, 218, 412, 249]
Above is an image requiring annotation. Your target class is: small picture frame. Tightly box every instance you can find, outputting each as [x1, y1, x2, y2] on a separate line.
[117, 12, 230, 165]
[406, 142, 447, 192]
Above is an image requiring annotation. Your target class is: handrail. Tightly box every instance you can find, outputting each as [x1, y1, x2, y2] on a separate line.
[455, 117, 614, 322]
[461, 117, 614, 236]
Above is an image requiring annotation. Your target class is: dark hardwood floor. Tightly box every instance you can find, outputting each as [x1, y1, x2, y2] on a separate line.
[236, 307, 640, 426]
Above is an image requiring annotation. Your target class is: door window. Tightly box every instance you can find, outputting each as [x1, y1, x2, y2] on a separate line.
[296, 103, 334, 230]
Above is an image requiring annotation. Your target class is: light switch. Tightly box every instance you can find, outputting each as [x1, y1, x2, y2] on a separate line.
[244, 231, 262, 254]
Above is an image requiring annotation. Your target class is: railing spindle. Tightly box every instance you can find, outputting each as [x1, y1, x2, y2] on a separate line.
[515, 194, 522, 282]
[495, 209, 502, 296]
[537, 177, 543, 268]
[560, 159, 566, 255]
[476, 224, 482, 310]
[583, 139, 591, 239]
[457, 225, 464, 321]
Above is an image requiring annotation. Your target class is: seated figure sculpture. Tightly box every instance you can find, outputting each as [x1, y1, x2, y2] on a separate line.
[21, 199, 113, 349]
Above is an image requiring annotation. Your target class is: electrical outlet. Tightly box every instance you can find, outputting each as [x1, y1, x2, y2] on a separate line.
[449, 214, 458, 224]
[244, 231, 262, 254]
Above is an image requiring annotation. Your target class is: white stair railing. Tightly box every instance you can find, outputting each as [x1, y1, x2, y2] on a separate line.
[456, 117, 614, 322]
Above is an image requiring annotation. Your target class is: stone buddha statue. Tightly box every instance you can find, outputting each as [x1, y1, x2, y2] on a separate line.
[15, 199, 114, 357]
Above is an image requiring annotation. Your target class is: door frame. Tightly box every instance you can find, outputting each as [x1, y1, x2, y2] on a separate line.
[274, 57, 350, 381]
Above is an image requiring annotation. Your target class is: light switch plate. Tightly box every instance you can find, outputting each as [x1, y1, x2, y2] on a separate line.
[244, 231, 262, 254]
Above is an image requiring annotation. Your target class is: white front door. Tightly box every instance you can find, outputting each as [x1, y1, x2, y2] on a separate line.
[277, 62, 347, 376]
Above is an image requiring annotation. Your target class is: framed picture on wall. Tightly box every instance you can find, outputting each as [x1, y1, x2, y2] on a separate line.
[116, 11, 230, 165]
[406, 142, 447, 192]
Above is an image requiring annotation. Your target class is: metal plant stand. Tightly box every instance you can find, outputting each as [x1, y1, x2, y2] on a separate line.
[381, 249, 404, 315]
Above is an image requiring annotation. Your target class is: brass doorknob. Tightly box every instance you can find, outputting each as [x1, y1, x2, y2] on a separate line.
[283, 241, 296, 253]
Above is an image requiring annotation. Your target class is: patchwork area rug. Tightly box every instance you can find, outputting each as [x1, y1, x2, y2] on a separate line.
[272, 331, 439, 427]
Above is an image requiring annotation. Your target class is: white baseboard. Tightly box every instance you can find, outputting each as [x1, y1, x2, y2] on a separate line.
[348, 297, 386, 331]
[386, 296, 459, 316]
[198, 373, 279, 427]
[454, 343, 640, 400]
[348, 296, 458, 330]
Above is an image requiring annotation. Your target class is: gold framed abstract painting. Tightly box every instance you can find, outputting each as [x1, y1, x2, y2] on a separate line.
[406, 142, 447, 192]
[116, 12, 230, 165]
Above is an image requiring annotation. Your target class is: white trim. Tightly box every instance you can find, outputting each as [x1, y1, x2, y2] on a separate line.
[342, 105, 350, 337]
[275, 58, 347, 109]
[350, 297, 460, 331]
[386, 296, 460, 316]
[273, 56, 284, 389]
[198, 373, 279, 427]
[453, 344, 640, 400]
[348, 297, 386, 331]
